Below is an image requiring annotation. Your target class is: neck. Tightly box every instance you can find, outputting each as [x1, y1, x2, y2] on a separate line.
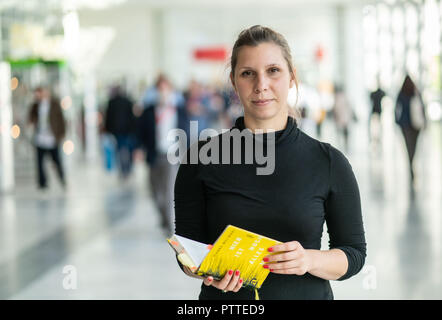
[243, 110, 289, 133]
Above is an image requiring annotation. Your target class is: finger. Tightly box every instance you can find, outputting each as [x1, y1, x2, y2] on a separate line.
[217, 269, 234, 290]
[182, 266, 201, 279]
[263, 250, 299, 263]
[203, 276, 215, 286]
[263, 260, 300, 270]
[233, 278, 243, 293]
[269, 267, 306, 275]
[268, 241, 300, 253]
[183, 266, 197, 275]
[224, 270, 241, 291]
[182, 266, 191, 275]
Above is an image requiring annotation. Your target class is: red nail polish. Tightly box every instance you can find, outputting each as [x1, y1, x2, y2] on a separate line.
[235, 270, 240, 276]
[263, 265, 269, 269]
[270, 269, 274, 272]
[263, 257, 269, 262]
[239, 279, 243, 284]
[268, 248, 273, 252]
[228, 270, 233, 275]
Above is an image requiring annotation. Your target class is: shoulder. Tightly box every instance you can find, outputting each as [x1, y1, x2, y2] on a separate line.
[318, 140, 349, 167]
[319, 142, 358, 193]
[297, 131, 356, 185]
[295, 130, 336, 163]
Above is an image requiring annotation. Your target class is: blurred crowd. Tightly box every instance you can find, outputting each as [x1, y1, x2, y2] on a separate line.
[26, 72, 427, 234]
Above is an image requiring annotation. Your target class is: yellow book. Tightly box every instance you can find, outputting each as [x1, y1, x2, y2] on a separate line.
[167, 225, 281, 292]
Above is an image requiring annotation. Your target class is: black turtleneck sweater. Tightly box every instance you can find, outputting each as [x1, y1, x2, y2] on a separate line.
[174, 116, 366, 300]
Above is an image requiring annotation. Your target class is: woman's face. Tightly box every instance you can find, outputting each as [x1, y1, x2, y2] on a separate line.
[231, 42, 295, 126]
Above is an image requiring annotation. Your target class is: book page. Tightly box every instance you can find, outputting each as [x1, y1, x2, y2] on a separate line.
[175, 235, 210, 267]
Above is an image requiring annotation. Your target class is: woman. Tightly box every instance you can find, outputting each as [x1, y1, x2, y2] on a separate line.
[395, 75, 426, 183]
[174, 25, 366, 300]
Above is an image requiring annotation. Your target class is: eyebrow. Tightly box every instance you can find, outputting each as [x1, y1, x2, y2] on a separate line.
[238, 64, 281, 70]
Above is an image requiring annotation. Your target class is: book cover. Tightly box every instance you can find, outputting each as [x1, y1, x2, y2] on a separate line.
[168, 225, 281, 290]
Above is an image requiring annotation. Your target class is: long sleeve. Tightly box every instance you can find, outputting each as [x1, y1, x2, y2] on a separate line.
[324, 145, 367, 281]
[173, 145, 209, 274]
[174, 144, 208, 243]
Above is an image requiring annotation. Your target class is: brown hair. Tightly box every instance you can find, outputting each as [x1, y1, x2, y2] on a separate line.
[399, 74, 417, 97]
[230, 25, 300, 120]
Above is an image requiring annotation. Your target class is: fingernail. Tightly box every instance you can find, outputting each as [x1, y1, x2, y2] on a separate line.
[208, 277, 213, 282]
[235, 270, 240, 276]
[263, 265, 269, 269]
[263, 257, 269, 262]
[239, 279, 243, 284]
[268, 248, 273, 252]
[270, 269, 274, 272]
[228, 270, 233, 275]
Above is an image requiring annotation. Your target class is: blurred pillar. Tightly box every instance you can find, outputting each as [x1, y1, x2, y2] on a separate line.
[402, 3, 408, 74]
[416, 1, 424, 90]
[336, 5, 346, 87]
[374, 4, 380, 84]
[439, 0, 442, 98]
[62, 9, 79, 162]
[152, 8, 165, 76]
[83, 73, 99, 162]
[388, 4, 395, 92]
[0, 62, 15, 192]
[338, 3, 366, 119]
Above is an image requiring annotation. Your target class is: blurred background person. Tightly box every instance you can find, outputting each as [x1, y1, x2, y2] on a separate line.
[206, 84, 228, 131]
[369, 85, 386, 146]
[295, 81, 322, 138]
[332, 85, 356, 152]
[28, 86, 66, 190]
[395, 74, 427, 185]
[183, 79, 210, 136]
[104, 84, 137, 180]
[137, 74, 188, 234]
[222, 85, 243, 127]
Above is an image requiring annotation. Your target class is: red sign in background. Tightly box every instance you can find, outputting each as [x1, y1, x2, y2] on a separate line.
[193, 47, 228, 61]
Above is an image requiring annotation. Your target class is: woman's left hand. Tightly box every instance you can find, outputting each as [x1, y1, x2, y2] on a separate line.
[263, 241, 312, 275]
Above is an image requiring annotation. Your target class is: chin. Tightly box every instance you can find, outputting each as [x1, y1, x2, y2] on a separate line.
[247, 106, 282, 122]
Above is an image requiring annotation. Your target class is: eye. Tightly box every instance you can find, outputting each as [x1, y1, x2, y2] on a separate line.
[241, 70, 253, 77]
[269, 67, 280, 73]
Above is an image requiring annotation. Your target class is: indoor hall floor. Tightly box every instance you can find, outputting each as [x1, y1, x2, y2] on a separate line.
[1, 116, 441, 300]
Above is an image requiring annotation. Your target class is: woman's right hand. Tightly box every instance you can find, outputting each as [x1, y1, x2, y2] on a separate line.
[203, 269, 243, 293]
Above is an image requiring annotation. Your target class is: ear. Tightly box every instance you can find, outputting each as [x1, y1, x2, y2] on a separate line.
[289, 78, 295, 89]
[230, 72, 236, 92]
[289, 71, 296, 89]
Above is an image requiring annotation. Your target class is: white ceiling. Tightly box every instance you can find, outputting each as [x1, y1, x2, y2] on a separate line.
[125, 0, 372, 8]
[0, 0, 377, 13]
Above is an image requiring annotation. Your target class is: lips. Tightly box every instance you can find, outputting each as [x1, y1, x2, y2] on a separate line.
[252, 99, 274, 105]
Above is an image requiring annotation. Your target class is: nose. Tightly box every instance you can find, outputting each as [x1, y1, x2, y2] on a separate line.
[254, 73, 268, 94]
